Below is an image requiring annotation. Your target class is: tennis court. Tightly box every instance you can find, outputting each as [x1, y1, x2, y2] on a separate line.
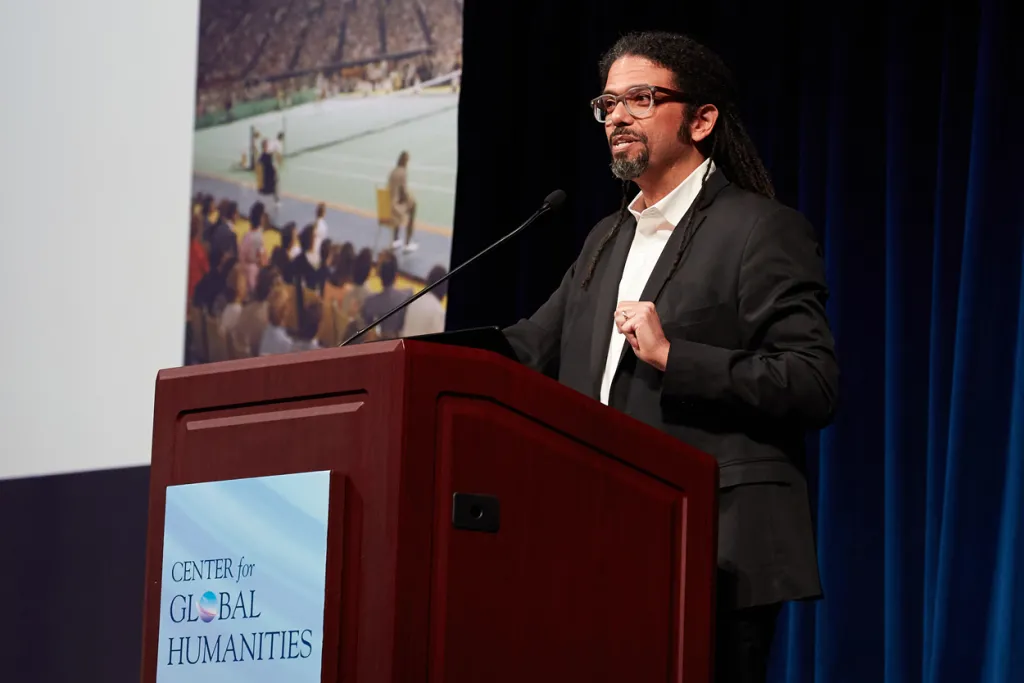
[191, 83, 459, 282]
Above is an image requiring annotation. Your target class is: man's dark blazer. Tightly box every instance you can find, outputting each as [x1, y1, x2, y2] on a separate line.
[502, 169, 839, 611]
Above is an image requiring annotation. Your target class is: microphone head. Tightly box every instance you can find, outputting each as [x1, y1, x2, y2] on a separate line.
[543, 189, 567, 210]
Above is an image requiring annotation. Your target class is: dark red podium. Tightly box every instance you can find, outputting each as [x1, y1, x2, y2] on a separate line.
[140, 339, 719, 682]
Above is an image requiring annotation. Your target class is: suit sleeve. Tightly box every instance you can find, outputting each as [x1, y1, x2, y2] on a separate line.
[660, 207, 839, 428]
[501, 259, 576, 373]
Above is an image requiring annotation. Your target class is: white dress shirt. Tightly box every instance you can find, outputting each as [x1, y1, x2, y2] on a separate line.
[598, 158, 715, 405]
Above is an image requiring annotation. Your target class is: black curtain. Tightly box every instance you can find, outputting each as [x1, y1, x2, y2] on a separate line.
[448, 0, 1024, 681]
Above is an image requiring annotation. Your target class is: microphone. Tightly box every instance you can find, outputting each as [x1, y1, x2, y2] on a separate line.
[339, 189, 567, 347]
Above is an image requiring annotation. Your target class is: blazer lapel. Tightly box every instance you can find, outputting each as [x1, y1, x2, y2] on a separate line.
[612, 170, 731, 372]
[588, 215, 637, 398]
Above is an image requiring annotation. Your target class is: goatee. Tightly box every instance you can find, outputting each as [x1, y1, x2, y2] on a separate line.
[610, 149, 650, 180]
[608, 126, 650, 180]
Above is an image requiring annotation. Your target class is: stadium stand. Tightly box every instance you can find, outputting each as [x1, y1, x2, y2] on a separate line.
[193, 0, 462, 120]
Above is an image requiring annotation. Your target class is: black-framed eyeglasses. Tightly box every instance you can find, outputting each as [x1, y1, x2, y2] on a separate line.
[589, 85, 692, 122]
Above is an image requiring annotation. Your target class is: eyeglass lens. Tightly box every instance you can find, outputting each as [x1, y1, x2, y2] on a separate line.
[593, 87, 654, 121]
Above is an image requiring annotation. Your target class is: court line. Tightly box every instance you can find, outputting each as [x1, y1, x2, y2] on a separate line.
[285, 163, 455, 194]
[198, 150, 452, 180]
[314, 152, 457, 175]
[193, 170, 454, 237]
[197, 152, 454, 190]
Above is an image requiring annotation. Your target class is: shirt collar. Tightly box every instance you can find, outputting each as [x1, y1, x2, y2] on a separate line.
[627, 158, 716, 236]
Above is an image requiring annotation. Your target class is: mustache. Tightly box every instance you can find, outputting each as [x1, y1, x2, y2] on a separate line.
[609, 127, 648, 145]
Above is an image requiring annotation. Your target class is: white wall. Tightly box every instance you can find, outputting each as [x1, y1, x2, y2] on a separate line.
[0, 0, 199, 479]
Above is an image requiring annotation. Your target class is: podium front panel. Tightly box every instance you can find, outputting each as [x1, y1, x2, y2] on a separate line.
[426, 395, 688, 682]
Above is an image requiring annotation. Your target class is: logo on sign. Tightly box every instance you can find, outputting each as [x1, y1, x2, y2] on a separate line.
[196, 591, 217, 623]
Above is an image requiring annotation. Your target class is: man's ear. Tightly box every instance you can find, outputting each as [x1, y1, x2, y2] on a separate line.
[689, 104, 719, 144]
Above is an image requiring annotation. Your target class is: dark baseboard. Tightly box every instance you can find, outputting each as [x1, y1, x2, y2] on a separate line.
[0, 466, 151, 683]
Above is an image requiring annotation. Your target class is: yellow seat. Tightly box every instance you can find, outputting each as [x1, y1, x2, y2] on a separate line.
[375, 188, 396, 250]
[376, 188, 394, 225]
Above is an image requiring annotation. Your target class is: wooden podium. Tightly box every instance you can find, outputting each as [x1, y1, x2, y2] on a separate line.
[140, 337, 719, 682]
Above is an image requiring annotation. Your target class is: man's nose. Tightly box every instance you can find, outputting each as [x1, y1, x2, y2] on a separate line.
[607, 100, 634, 127]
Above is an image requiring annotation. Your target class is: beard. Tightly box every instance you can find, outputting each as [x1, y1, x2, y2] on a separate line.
[610, 146, 650, 180]
[609, 126, 651, 180]
[608, 120, 694, 180]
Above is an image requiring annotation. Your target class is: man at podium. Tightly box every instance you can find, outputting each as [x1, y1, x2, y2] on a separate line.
[503, 31, 839, 683]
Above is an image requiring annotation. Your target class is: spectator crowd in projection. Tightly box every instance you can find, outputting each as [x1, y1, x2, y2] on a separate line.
[186, 193, 448, 365]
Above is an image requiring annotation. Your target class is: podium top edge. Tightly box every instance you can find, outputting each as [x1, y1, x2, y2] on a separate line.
[156, 339, 408, 381]
[155, 335, 519, 384]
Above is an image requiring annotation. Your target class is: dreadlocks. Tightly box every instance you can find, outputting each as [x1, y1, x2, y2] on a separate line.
[580, 180, 632, 289]
[580, 31, 774, 290]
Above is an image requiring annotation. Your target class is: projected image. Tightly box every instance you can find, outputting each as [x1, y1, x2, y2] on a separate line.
[184, 0, 461, 365]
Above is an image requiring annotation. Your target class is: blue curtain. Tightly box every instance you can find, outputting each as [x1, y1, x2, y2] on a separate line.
[765, 0, 1024, 681]
[453, 0, 1023, 680]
